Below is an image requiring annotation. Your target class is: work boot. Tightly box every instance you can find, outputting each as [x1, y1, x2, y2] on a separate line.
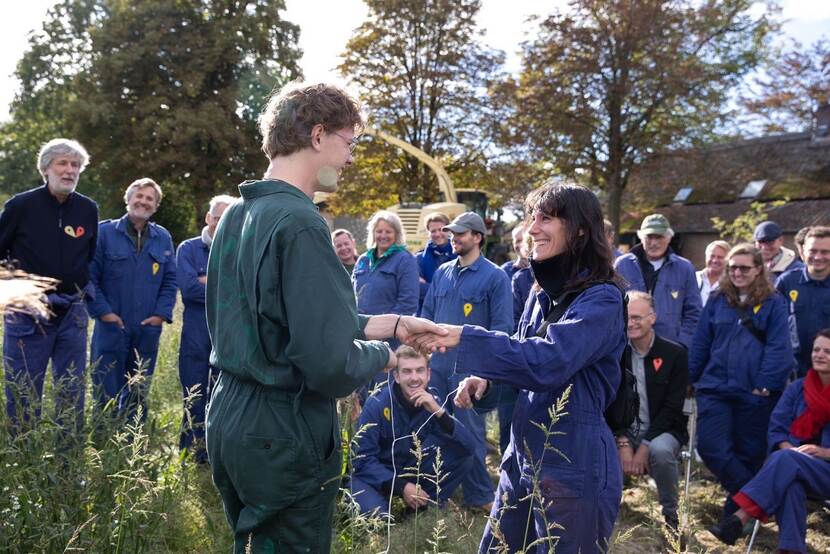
[707, 514, 743, 545]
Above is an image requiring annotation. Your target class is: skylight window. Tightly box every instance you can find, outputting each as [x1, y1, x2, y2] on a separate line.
[672, 187, 693, 203]
[740, 180, 766, 199]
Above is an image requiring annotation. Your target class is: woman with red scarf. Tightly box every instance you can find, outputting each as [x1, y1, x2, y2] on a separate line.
[709, 329, 830, 552]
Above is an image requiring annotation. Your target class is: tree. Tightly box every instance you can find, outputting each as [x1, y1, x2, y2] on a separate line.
[498, 0, 778, 233]
[334, 0, 505, 217]
[0, 0, 302, 241]
[711, 199, 787, 243]
[741, 37, 830, 134]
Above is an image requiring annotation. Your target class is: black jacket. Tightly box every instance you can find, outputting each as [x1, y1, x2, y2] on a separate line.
[623, 334, 689, 444]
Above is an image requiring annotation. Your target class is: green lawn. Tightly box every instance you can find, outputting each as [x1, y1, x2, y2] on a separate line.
[1, 299, 829, 552]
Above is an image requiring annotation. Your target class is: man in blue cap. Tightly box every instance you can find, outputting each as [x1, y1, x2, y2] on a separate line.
[421, 210, 512, 511]
[754, 221, 803, 280]
[615, 214, 702, 349]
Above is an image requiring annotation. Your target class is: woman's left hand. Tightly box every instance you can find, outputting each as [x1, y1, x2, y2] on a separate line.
[795, 444, 830, 460]
[454, 376, 489, 409]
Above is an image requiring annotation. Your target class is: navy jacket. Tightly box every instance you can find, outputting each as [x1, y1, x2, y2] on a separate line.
[422, 255, 513, 373]
[689, 292, 792, 394]
[615, 245, 702, 348]
[414, 241, 457, 311]
[767, 379, 830, 451]
[454, 283, 626, 470]
[0, 184, 98, 295]
[353, 383, 475, 493]
[86, 215, 177, 326]
[353, 249, 419, 316]
[776, 268, 830, 375]
[176, 235, 210, 346]
[511, 266, 534, 332]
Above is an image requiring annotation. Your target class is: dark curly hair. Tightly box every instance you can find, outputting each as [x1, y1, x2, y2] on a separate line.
[524, 182, 621, 291]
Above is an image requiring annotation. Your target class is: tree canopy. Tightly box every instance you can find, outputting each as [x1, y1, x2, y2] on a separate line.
[497, 0, 778, 232]
[332, 0, 507, 217]
[0, 0, 301, 242]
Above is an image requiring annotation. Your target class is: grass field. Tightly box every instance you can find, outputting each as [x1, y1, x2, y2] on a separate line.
[1, 299, 829, 552]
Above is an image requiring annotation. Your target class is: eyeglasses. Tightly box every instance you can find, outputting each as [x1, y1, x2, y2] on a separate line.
[331, 131, 359, 154]
[727, 264, 756, 274]
[628, 314, 654, 323]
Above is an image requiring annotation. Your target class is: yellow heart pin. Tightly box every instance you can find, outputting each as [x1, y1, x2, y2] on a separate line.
[383, 407, 391, 421]
[64, 225, 76, 238]
[753, 304, 761, 314]
[463, 303, 473, 317]
[789, 290, 798, 303]
[152, 262, 160, 276]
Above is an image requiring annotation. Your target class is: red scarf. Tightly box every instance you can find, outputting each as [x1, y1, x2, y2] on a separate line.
[790, 369, 830, 441]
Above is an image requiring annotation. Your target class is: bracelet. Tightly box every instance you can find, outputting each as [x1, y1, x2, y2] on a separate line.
[393, 315, 402, 338]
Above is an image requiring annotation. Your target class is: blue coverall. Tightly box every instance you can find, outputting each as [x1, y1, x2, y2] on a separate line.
[422, 255, 513, 507]
[353, 247, 419, 391]
[735, 379, 830, 553]
[776, 268, 830, 377]
[689, 291, 792, 517]
[350, 383, 475, 515]
[175, 235, 215, 462]
[615, 248, 702, 348]
[414, 240, 456, 313]
[87, 215, 177, 421]
[498, 265, 535, 454]
[0, 185, 98, 432]
[454, 284, 626, 553]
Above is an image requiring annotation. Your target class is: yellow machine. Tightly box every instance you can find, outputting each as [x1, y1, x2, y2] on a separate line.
[362, 127, 488, 252]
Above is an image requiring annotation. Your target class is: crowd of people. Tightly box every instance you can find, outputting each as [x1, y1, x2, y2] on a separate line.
[2, 81, 830, 553]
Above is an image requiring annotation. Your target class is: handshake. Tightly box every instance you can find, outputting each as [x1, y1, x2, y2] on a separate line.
[364, 314, 463, 370]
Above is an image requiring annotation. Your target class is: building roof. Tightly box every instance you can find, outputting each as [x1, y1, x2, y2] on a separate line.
[625, 131, 830, 233]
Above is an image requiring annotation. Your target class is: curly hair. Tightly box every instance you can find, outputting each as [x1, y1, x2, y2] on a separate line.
[259, 82, 362, 159]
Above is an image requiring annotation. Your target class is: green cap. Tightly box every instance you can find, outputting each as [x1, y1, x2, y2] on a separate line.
[639, 214, 672, 236]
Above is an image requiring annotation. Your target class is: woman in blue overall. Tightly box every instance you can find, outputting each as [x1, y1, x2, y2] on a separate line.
[690, 244, 792, 527]
[709, 329, 830, 552]
[353, 210, 419, 390]
[414, 183, 627, 553]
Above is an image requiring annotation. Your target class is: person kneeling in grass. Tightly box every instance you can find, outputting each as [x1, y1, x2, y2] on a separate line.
[710, 329, 830, 553]
[350, 345, 475, 516]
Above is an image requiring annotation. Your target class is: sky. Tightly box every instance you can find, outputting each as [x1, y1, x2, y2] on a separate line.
[0, 0, 828, 122]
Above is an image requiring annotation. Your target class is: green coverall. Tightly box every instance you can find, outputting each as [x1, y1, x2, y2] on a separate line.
[205, 180, 390, 553]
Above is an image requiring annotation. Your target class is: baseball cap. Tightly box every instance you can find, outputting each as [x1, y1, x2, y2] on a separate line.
[754, 221, 782, 242]
[638, 214, 672, 236]
[443, 212, 486, 235]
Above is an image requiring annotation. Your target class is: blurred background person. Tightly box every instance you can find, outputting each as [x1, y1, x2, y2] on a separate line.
[754, 221, 803, 280]
[176, 193, 234, 463]
[696, 240, 730, 306]
[332, 228, 359, 274]
[414, 212, 455, 314]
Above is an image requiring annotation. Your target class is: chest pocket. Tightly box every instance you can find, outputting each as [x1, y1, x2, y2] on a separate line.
[147, 249, 170, 282]
[460, 290, 487, 321]
[104, 252, 129, 279]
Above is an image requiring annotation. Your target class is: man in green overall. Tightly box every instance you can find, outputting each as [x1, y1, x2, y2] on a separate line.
[205, 82, 446, 552]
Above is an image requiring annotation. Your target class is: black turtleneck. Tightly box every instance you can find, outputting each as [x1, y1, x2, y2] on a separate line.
[530, 253, 570, 299]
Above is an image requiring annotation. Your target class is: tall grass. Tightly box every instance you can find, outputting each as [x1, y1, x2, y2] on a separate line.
[3, 302, 830, 552]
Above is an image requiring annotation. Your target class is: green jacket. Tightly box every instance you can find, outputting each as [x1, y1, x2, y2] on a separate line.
[206, 180, 389, 397]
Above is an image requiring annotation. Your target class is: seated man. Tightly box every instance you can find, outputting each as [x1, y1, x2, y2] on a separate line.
[350, 345, 475, 516]
[615, 291, 689, 530]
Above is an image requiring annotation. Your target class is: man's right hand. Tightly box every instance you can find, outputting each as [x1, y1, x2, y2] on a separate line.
[100, 313, 125, 329]
[401, 482, 430, 509]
